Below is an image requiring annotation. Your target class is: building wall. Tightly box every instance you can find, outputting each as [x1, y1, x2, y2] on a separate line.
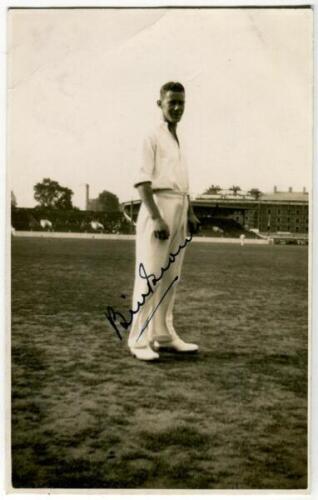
[244, 208, 258, 229]
[87, 198, 102, 212]
[191, 202, 308, 233]
[124, 197, 309, 234]
[259, 203, 308, 233]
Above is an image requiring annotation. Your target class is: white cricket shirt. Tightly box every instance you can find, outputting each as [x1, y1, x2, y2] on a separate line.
[134, 120, 189, 194]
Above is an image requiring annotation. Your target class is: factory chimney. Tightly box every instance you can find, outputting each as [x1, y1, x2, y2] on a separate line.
[273, 185, 277, 193]
[303, 187, 307, 194]
[85, 184, 89, 211]
[288, 187, 293, 193]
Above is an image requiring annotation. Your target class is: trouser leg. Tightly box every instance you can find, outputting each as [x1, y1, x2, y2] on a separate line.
[128, 194, 188, 350]
[151, 210, 188, 342]
[128, 201, 172, 349]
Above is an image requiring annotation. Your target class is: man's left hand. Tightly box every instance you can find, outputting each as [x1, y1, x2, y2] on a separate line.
[188, 213, 201, 235]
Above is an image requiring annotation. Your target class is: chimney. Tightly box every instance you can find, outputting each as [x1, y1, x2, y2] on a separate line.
[288, 187, 292, 193]
[303, 187, 306, 194]
[85, 184, 89, 210]
[274, 185, 277, 193]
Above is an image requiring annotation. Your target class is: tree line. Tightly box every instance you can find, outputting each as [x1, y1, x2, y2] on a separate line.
[11, 179, 263, 210]
[204, 185, 262, 199]
[12, 178, 120, 212]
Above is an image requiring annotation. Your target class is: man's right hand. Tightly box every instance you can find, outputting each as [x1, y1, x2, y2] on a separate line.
[153, 217, 170, 240]
[136, 183, 170, 240]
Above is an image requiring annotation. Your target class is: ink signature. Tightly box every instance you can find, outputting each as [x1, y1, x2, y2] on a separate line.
[104, 233, 193, 341]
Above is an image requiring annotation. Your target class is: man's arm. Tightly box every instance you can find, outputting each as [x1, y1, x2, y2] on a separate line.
[136, 182, 170, 240]
[187, 195, 200, 234]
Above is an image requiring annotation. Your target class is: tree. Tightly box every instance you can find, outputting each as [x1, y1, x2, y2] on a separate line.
[34, 178, 73, 209]
[97, 190, 120, 212]
[229, 185, 241, 196]
[204, 184, 222, 195]
[248, 188, 262, 200]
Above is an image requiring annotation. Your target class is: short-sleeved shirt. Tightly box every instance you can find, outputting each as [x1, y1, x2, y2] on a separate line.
[134, 120, 189, 194]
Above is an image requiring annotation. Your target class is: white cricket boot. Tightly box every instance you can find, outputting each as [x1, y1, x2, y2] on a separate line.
[153, 338, 199, 353]
[130, 345, 160, 361]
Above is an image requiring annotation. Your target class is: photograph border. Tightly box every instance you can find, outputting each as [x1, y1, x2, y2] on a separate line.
[1, 1, 316, 498]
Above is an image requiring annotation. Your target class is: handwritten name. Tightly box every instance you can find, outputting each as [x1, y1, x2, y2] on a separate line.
[137, 275, 179, 342]
[105, 233, 193, 340]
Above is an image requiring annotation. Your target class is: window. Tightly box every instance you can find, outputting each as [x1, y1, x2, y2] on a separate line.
[268, 209, 271, 214]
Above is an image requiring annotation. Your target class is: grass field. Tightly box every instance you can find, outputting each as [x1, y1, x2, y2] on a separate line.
[11, 237, 308, 490]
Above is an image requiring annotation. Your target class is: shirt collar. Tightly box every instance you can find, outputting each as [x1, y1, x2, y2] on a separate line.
[160, 118, 169, 128]
[160, 118, 181, 146]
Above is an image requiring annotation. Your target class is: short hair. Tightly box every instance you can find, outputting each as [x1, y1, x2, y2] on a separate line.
[160, 81, 185, 99]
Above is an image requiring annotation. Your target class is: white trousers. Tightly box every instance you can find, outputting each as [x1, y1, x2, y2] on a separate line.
[128, 192, 189, 350]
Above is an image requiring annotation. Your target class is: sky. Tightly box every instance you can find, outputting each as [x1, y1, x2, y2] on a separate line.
[7, 7, 313, 209]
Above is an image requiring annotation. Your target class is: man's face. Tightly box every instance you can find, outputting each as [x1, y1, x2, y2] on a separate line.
[159, 91, 185, 124]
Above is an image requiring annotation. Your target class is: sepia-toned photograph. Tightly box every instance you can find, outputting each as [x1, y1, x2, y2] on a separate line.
[7, 5, 312, 491]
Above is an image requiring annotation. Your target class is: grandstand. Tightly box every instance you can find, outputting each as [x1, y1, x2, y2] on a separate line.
[122, 186, 309, 241]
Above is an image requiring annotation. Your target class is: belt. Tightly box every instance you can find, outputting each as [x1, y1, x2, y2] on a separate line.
[152, 188, 189, 198]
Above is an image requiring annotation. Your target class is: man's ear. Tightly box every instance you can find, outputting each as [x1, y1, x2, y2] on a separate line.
[156, 99, 162, 108]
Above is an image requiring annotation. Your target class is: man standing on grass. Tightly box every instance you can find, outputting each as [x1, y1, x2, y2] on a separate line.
[128, 81, 200, 361]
